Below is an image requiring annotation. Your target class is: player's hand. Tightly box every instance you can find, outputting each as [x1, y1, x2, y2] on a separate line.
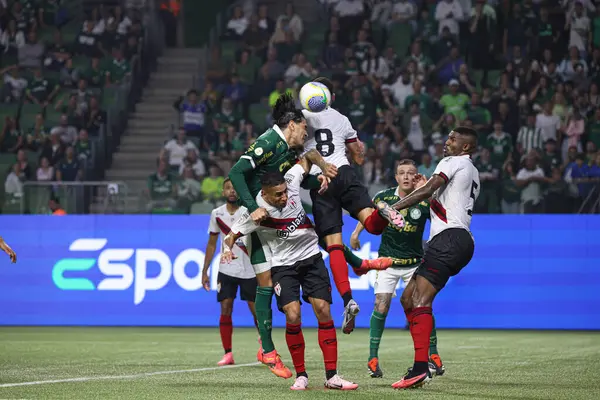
[250, 207, 269, 224]
[220, 250, 237, 264]
[414, 173, 428, 189]
[322, 163, 338, 179]
[317, 175, 330, 195]
[350, 232, 361, 250]
[0, 238, 16, 263]
[202, 272, 210, 291]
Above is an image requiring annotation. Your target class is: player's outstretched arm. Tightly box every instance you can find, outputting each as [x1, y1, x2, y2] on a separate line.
[346, 140, 365, 166]
[221, 232, 242, 264]
[229, 158, 260, 213]
[0, 237, 16, 263]
[297, 157, 330, 194]
[304, 148, 338, 178]
[392, 175, 445, 211]
[201, 233, 219, 291]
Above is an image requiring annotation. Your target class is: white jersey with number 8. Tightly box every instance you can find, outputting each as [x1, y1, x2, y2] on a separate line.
[302, 108, 358, 175]
[429, 155, 480, 240]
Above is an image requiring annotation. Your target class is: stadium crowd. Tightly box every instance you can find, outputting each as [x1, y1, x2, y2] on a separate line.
[0, 0, 143, 213]
[151, 0, 600, 215]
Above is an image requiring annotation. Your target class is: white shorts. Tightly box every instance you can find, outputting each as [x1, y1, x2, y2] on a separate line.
[249, 230, 272, 275]
[374, 266, 418, 297]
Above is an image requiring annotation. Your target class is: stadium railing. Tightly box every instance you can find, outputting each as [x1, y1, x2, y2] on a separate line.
[19, 181, 130, 214]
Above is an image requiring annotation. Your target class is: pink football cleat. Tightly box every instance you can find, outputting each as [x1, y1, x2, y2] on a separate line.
[290, 376, 309, 390]
[217, 352, 235, 366]
[324, 374, 358, 390]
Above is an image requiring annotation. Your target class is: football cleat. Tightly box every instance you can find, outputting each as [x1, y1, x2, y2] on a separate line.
[377, 201, 405, 229]
[217, 352, 235, 366]
[290, 375, 309, 390]
[324, 374, 358, 390]
[342, 299, 360, 334]
[367, 357, 383, 378]
[364, 257, 393, 271]
[261, 350, 293, 379]
[257, 348, 264, 363]
[429, 354, 445, 376]
[392, 368, 432, 389]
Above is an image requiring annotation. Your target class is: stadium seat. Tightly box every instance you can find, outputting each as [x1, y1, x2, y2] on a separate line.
[190, 201, 215, 214]
[387, 23, 412, 56]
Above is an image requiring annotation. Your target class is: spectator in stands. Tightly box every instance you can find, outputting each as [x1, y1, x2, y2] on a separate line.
[225, 6, 248, 39]
[164, 128, 198, 172]
[179, 148, 206, 179]
[19, 30, 45, 68]
[501, 160, 521, 214]
[15, 149, 32, 180]
[83, 57, 104, 88]
[175, 89, 207, 145]
[243, 14, 269, 59]
[567, 1, 591, 57]
[51, 114, 78, 145]
[536, 101, 561, 143]
[105, 47, 130, 85]
[362, 46, 389, 80]
[74, 19, 101, 58]
[49, 196, 67, 215]
[436, 46, 464, 84]
[475, 148, 500, 213]
[40, 131, 65, 166]
[351, 29, 372, 63]
[212, 97, 242, 133]
[542, 139, 561, 176]
[59, 58, 80, 88]
[284, 53, 318, 85]
[200, 165, 225, 202]
[259, 47, 284, 92]
[26, 67, 59, 107]
[84, 96, 106, 136]
[435, 0, 463, 37]
[0, 20, 25, 57]
[486, 120, 513, 169]
[0, 65, 27, 103]
[146, 159, 178, 211]
[123, 35, 139, 62]
[0, 116, 22, 153]
[36, 157, 54, 182]
[55, 146, 83, 182]
[418, 152, 436, 178]
[517, 112, 543, 158]
[334, 0, 366, 39]
[44, 29, 70, 70]
[347, 88, 371, 138]
[515, 154, 546, 213]
[403, 101, 431, 153]
[4, 163, 23, 199]
[178, 165, 202, 209]
[390, 0, 417, 29]
[74, 129, 92, 163]
[320, 32, 344, 70]
[274, 31, 300, 65]
[279, 3, 303, 41]
[222, 73, 247, 109]
[440, 79, 469, 119]
[24, 113, 48, 151]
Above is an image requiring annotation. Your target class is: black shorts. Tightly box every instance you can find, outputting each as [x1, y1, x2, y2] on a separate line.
[217, 272, 257, 302]
[415, 228, 475, 291]
[310, 165, 373, 236]
[271, 253, 333, 312]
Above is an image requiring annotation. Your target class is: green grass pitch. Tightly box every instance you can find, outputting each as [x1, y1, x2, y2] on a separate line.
[0, 327, 598, 399]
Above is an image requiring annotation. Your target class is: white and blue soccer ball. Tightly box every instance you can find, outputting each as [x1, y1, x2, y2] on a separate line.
[299, 82, 331, 112]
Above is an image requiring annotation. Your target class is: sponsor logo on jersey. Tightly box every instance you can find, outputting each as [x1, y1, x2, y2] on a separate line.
[254, 147, 264, 156]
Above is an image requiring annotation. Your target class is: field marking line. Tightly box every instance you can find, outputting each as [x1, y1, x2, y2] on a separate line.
[0, 362, 261, 388]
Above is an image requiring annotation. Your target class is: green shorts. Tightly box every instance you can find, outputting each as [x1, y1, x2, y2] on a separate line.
[249, 231, 271, 275]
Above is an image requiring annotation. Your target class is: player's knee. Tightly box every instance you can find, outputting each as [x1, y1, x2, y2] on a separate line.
[374, 294, 391, 314]
[283, 302, 301, 324]
[322, 227, 343, 240]
[220, 299, 234, 316]
[312, 299, 331, 322]
[400, 290, 413, 311]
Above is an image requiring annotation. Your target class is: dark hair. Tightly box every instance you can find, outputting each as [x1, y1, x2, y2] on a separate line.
[313, 76, 333, 94]
[397, 159, 417, 167]
[260, 171, 286, 188]
[223, 177, 231, 186]
[575, 153, 585, 161]
[453, 126, 478, 141]
[272, 93, 304, 128]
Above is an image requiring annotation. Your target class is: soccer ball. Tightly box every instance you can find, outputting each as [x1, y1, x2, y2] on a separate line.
[299, 82, 331, 112]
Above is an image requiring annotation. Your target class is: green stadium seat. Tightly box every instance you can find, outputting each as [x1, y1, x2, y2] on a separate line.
[0, 104, 19, 121]
[249, 103, 268, 131]
[19, 103, 44, 127]
[72, 55, 90, 71]
[221, 41, 238, 64]
[387, 23, 412, 57]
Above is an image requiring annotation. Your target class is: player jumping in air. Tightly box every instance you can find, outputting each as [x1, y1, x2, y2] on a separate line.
[302, 77, 402, 335]
[345, 160, 444, 378]
[201, 179, 260, 367]
[222, 158, 358, 391]
[377, 127, 480, 389]
[228, 93, 335, 379]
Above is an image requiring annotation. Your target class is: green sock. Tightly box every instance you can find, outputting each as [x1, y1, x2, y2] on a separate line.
[369, 310, 387, 359]
[429, 315, 438, 356]
[255, 286, 275, 353]
[343, 245, 364, 269]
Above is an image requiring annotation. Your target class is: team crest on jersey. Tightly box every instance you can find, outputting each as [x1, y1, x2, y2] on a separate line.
[254, 147, 264, 156]
[274, 283, 281, 296]
[289, 199, 297, 209]
[410, 208, 422, 220]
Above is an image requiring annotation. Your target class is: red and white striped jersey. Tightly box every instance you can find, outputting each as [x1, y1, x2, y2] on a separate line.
[208, 204, 255, 279]
[302, 107, 358, 174]
[429, 155, 480, 240]
[231, 164, 320, 266]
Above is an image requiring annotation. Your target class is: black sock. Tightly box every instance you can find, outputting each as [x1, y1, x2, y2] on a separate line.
[326, 369, 337, 380]
[224, 349, 232, 354]
[297, 371, 308, 379]
[341, 292, 353, 307]
[412, 361, 428, 374]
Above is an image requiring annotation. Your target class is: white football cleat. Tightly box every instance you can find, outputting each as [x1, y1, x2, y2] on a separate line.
[324, 374, 358, 390]
[342, 299, 360, 334]
[290, 375, 309, 390]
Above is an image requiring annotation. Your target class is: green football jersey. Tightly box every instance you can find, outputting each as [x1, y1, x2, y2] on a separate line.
[373, 187, 430, 266]
[485, 132, 513, 168]
[234, 126, 298, 210]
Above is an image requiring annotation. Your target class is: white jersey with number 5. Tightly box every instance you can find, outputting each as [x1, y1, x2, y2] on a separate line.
[231, 164, 321, 266]
[429, 155, 480, 240]
[302, 108, 358, 175]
